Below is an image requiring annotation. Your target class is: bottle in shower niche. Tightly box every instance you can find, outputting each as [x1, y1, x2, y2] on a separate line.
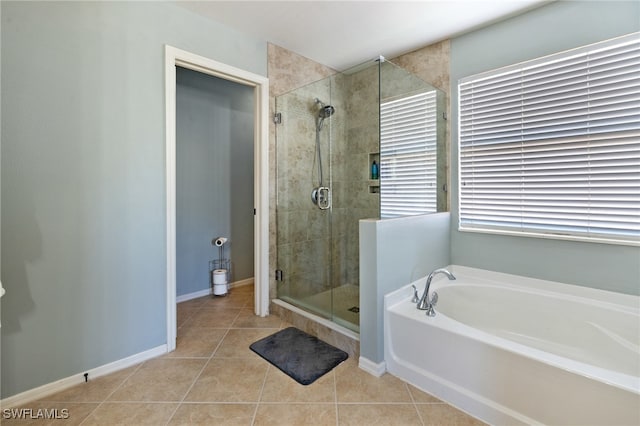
[371, 160, 379, 180]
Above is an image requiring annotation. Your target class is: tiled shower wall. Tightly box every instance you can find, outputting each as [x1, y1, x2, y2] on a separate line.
[267, 43, 336, 303]
[340, 66, 381, 286]
[393, 41, 451, 210]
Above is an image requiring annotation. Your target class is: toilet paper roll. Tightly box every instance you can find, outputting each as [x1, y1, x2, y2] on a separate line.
[213, 269, 228, 284]
[213, 237, 228, 247]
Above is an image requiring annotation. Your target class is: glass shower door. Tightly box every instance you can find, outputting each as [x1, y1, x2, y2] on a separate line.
[275, 78, 335, 323]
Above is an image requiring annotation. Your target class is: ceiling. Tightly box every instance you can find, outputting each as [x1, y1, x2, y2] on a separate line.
[175, 0, 550, 71]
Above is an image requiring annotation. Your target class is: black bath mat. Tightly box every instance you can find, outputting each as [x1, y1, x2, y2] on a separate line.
[249, 327, 348, 385]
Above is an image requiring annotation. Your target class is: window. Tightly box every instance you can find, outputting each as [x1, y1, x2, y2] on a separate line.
[459, 32, 640, 245]
[380, 91, 438, 218]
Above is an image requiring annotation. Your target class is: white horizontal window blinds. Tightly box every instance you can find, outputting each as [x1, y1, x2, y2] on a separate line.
[380, 91, 438, 218]
[459, 32, 640, 245]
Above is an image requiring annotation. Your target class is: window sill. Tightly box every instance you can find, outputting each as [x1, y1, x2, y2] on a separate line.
[457, 226, 640, 247]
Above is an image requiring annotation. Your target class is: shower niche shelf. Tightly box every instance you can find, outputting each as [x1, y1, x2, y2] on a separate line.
[368, 152, 380, 193]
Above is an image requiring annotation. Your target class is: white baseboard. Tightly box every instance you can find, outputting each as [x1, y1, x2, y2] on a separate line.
[1, 344, 167, 408]
[176, 288, 211, 303]
[359, 356, 386, 377]
[176, 277, 254, 303]
[231, 277, 254, 288]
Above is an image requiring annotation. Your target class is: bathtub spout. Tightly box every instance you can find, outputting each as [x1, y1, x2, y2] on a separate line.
[417, 268, 456, 316]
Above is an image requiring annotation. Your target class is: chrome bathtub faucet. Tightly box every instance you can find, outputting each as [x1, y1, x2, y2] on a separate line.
[416, 268, 456, 316]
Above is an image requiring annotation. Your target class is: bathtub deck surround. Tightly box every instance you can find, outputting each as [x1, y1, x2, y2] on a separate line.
[3, 286, 485, 425]
[384, 265, 640, 425]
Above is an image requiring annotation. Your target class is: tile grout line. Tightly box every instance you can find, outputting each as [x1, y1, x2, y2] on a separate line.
[251, 364, 271, 426]
[176, 299, 203, 329]
[167, 312, 235, 416]
[333, 367, 340, 426]
[163, 299, 205, 425]
[406, 382, 426, 426]
[165, 296, 236, 426]
[250, 301, 284, 424]
[335, 402, 436, 405]
[77, 361, 145, 426]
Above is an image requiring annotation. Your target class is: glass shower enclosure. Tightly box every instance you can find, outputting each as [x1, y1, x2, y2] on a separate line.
[275, 58, 445, 333]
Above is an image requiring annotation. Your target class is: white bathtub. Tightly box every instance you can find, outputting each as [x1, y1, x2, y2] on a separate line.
[384, 266, 640, 425]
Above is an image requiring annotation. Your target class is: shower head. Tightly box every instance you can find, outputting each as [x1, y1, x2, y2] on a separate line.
[315, 98, 335, 131]
[319, 105, 335, 119]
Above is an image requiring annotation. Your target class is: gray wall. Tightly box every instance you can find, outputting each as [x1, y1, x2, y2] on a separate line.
[176, 68, 254, 297]
[360, 213, 450, 363]
[450, 0, 640, 295]
[1, 1, 266, 398]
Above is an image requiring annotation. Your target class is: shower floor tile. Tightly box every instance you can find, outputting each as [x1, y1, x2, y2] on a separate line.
[300, 284, 360, 328]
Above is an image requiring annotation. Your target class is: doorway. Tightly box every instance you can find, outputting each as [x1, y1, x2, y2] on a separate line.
[175, 67, 254, 301]
[165, 46, 269, 352]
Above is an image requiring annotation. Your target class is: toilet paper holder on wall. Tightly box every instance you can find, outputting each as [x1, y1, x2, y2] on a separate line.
[213, 237, 228, 247]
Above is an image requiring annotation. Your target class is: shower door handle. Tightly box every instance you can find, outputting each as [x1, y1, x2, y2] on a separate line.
[312, 186, 331, 210]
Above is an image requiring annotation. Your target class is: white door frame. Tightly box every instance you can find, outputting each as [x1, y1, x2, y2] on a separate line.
[164, 45, 270, 351]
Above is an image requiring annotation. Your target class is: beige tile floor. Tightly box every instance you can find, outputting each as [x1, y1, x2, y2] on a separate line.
[6, 285, 485, 425]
